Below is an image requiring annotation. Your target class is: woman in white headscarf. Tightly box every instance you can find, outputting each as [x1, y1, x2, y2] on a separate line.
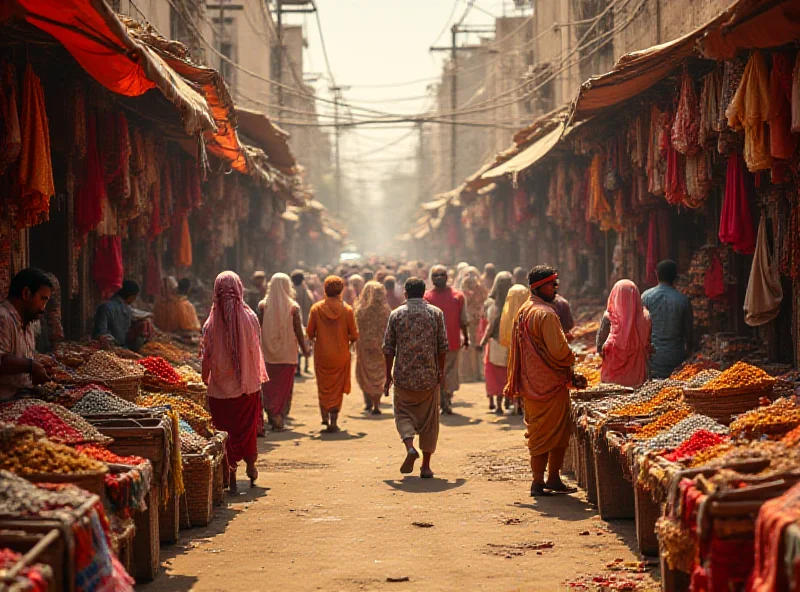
[258, 273, 310, 431]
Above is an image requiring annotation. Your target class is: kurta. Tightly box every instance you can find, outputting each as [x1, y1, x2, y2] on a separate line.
[307, 297, 359, 414]
[505, 296, 575, 457]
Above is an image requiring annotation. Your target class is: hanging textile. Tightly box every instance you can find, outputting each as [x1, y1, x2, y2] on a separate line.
[75, 115, 106, 236]
[0, 61, 21, 175]
[792, 52, 800, 133]
[726, 51, 772, 172]
[672, 69, 700, 155]
[586, 153, 613, 228]
[699, 67, 721, 146]
[17, 64, 54, 228]
[768, 50, 797, 161]
[719, 155, 756, 255]
[685, 150, 712, 207]
[176, 216, 192, 267]
[93, 235, 123, 299]
[106, 111, 131, 204]
[717, 57, 748, 155]
[145, 248, 162, 298]
[645, 210, 669, 286]
[744, 216, 783, 327]
[704, 252, 725, 300]
[647, 105, 665, 195]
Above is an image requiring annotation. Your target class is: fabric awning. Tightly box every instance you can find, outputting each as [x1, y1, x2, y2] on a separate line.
[570, 0, 799, 121]
[236, 108, 298, 174]
[9, 0, 216, 137]
[482, 123, 565, 180]
[421, 198, 448, 211]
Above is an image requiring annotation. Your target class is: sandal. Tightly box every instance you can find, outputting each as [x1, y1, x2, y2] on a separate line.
[545, 482, 578, 495]
[246, 465, 259, 488]
[400, 448, 419, 474]
[530, 482, 553, 497]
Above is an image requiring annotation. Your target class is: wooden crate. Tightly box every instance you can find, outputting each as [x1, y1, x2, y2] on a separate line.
[158, 490, 180, 544]
[88, 416, 171, 477]
[660, 551, 690, 592]
[593, 437, 634, 519]
[634, 482, 660, 556]
[131, 481, 160, 582]
[0, 529, 60, 592]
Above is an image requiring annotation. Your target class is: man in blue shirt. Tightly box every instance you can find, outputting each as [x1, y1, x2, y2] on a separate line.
[641, 260, 694, 378]
[93, 280, 141, 349]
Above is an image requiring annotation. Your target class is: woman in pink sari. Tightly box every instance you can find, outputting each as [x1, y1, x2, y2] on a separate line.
[202, 271, 268, 492]
[597, 279, 652, 388]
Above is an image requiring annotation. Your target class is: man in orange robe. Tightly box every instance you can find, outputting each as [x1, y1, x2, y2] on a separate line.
[505, 265, 584, 497]
[306, 276, 359, 432]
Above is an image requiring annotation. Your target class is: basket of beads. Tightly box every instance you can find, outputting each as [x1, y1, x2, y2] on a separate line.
[77, 351, 145, 402]
[683, 362, 775, 424]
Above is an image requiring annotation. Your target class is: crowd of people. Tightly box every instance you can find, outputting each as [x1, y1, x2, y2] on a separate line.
[0, 256, 694, 495]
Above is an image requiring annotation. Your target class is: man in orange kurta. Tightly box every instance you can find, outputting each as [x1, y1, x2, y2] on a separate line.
[306, 276, 359, 433]
[505, 265, 583, 497]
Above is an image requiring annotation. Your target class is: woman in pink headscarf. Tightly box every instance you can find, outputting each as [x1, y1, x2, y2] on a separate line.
[596, 279, 652, 388]
[202, 271, 269, 493]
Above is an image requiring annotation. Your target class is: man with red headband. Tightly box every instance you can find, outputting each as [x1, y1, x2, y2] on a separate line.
[505, 265, 585, 497]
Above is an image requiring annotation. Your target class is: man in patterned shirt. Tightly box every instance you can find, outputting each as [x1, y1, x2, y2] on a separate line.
[383, 277, 448, 478]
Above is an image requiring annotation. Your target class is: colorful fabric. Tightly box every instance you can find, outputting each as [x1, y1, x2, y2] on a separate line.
[484, 272, 514, 341]
[768, 51, 797, 160]
[17, 64, 54, 228]
[260, 273, 300, 365]
[307, 296, 359, 414]
[202, 271, 268, 399]
[0, 299, 35, 400]
[550, 294, 575, 333]
[600, 280, 651, 388]
[484, 347, 507, 397]
[719, 154, 756, 254]
[208, 392, 259, 471]
[262, 363, 295, 419]
[726, 50, 771, 172]
[424, 286, 468, 351]
[393, 384, 439, 453]
[641, 283, 693, 379]
[354, 281, 391, 397]
[499, 285, 530, 348]
[92, 235, 123, 298]
[383, 298, 448, 391]
[504, 296, 575, 403]
[75, 114, 106, 236]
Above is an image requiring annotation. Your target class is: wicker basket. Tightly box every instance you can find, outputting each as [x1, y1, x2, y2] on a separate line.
[158, 490, 180, 544]
[683, 386, 772, 424]
[580, 434, 597, 505]
[111, 520, 135, 574]
[24, 467, 108, 498]
[76, 375, 143, 403]
[178, 454, 214, 528]
[634, 481, 660, 556]
[593, 437, 634, 519]
[207, 432, 228, 506]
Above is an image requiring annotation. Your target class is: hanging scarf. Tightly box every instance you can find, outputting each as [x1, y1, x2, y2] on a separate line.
[600, 280, 649, 387]
[75, 115, 106, 236]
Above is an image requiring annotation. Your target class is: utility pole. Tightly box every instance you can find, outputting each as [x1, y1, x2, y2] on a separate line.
[431, 24, 495, 190]
[275, 0, 282, 117]
[329, 84, 350, 216]
[416, 121, 425, 204]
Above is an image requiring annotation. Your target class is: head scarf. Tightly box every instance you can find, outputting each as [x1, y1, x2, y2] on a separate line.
[354, 281, 391, 347]
[499, 285, 530, 348]
[260, 273, 299, 364]
[600, 279, 650, 387]
[453, 262, 469, 288]
[202, 271, 267, 392]
[324, 275, 345, 298]
[486, 271, 514, 339]
[461, 267, 486, 318]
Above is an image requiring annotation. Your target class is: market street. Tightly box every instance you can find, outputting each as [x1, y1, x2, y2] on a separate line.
[141, 375, 658, 592]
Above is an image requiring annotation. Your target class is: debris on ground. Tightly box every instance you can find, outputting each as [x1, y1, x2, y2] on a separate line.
[484, 540, 554, 557]
[386, 576, 410, 583]
[562, 573, 659, 591]
[411, 521, 434, 528]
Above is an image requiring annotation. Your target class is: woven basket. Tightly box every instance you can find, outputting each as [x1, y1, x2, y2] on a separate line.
[24, 467, 108, 497]
[178, 454, 214, 528]
[158, 490, 180, 544]
[593, 437, 634, 519]
[683, 386, 772, 424]
[76, 375, 142, 402]
[112, 520, 136, 573]
[634, 481, 660, 556]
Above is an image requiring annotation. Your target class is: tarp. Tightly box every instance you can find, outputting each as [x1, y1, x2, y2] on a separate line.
[236, 108, 298, 174]
[482, 123, 565, 180]
[570, 0, 800, 121]
[10, 0, 216, 137]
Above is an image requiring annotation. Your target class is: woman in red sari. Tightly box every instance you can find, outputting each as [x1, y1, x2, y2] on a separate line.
[259, 273, 310, 431]
[202, 271, 268, 493]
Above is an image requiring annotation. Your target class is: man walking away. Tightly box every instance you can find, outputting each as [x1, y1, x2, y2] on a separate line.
[291, 270, 314, 375]
[383, 278, 448, 479]
[424, 265, 469, 414]
[641, 260, 693, 378]
[505, 265, 585, 497]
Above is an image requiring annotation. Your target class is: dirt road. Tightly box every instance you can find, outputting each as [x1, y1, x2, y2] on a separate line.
[141, 376, 659, 591]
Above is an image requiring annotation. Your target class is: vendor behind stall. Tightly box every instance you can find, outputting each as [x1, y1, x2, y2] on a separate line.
[0, 268, 52, 400]
[175, 278, 201, 333]
[93, 280, 150, 350]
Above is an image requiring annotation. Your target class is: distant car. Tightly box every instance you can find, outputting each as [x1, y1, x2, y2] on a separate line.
[339, 252, 361, 263]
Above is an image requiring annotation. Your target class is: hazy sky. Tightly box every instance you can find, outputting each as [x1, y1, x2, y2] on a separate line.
[282, 0, 531, 213]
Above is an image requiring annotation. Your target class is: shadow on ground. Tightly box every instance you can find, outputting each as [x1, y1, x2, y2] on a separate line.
[383, 477, 467, 493]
